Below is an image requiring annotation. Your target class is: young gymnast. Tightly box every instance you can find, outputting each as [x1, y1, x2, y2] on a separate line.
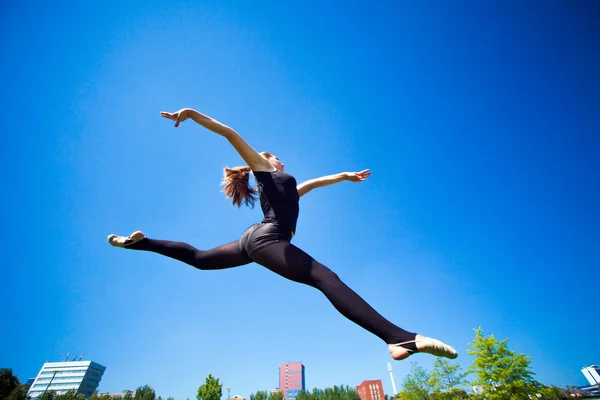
[108, 108, 458, 361]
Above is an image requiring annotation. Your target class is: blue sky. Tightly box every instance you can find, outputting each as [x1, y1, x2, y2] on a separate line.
[2, 0, 599, 397]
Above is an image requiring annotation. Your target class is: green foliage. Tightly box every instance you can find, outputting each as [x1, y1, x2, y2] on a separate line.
[295, 385, 359, 400]
[467, 327, 540, 399]
[197, 374, 222, 400]
[295, 390, 310, 400]
[266, 391, 283, 400]
[7, 384, 31, 400]
[537, 386, 568, 399]
[323, 385, 360, 400]
[398, 363, 467, 400]
[250, 391, 268, 400]
[39, 390, 57, 400]
[393, 392, 416, 400]
[134, 385, 157, 400]
[123, 392, 134, 400]
[428, 359, 468, 395]
[429, 389, 470, 399]
[400, 363, 433, 400]
[89, 392, 112, 400]
[88, 393, 112, 400]
[0, 369, 21, 400]
[55, 390, 86, 400]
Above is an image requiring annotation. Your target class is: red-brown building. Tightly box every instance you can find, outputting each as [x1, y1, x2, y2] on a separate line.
[356, 380, 385, 400]
[279, 362, 305, 399]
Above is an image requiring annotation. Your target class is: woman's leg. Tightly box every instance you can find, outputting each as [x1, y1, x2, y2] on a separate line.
[121, 234, 252, 270]
[250, 240, 416, 346]
[250, 241, 457, 359]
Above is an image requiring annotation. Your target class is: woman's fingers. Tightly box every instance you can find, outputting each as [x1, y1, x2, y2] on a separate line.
[160, 111, 177, 120]
[348, 169, 371, 182]
[160, 110, 185, 127]
[356, 170, 371, 179]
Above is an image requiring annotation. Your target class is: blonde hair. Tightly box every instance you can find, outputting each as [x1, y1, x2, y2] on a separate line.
[221, 152, 273, 208]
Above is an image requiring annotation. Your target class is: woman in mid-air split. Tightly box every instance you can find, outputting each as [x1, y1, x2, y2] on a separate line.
[108, 108, 458, 361]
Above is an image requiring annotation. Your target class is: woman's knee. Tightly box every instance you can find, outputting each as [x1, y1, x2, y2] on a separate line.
[311, 263, 342, 285]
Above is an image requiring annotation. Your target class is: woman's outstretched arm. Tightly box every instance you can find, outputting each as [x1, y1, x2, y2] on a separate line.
[161, 108, 275, 172]
[297, 169, 371, 197]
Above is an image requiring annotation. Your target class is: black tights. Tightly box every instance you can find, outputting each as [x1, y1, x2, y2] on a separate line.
[127, 234, 417, 347]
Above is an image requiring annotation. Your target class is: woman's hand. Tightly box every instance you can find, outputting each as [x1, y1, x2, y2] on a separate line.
[160, 108, 193, 127]
[345, 169, 372, 182]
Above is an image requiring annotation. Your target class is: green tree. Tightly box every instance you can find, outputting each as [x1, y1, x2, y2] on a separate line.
[324, 385, 360, 400]
[428, 358, 468, 395]
[55, 389, 86, 400]
[197, 374, 222, 400]
[344, 385, 360, 400]
[7, 384, 31, 400]
[393, 392, 415, 400]
[123, 392, 134, 400]
[39, 390, 56, 400]
[0, 369, 21, 400]
[250, 391, 268, 400]
[400, 363, 432, 400]
[266, 391, 283, 400]
[134, 385, 157, 400]
[467, 327, 539, 399]
[537, 385, 568, 399]
[294, 386, 358, 400]
[295, 390, 311, 400]
[91, 393, 112, 400]
[297, 388, 320, 400]
[429, 389, 470, 400]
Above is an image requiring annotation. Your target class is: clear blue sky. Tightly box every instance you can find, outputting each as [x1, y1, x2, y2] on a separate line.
[2, 0, 599, 397]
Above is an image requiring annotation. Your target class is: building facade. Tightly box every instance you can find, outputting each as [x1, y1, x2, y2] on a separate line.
[582, 365, 600, 386]
[356, 380, 384, 400]
[279, 362, 305, 399]
[28, 361, 106, 398]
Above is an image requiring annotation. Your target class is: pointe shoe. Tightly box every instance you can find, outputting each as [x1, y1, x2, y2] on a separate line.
[107, 231, 146, 248]
[388, 335, 458, 360]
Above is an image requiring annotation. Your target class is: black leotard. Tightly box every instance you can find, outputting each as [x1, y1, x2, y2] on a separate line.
[254, 170, 299, 235]
[238, 170, 300, 256]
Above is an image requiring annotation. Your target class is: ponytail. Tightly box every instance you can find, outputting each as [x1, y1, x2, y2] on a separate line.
[221, 166, 258, 208]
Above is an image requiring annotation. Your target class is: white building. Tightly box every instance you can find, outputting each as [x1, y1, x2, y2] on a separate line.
[582, 365, 600, 386]
[28, 361, 106, 398]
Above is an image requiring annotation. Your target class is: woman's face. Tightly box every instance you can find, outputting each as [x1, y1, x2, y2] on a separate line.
[267, 154, 285, 172]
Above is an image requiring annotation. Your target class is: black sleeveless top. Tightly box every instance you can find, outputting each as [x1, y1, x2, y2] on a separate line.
[253, 170, 300, 234]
